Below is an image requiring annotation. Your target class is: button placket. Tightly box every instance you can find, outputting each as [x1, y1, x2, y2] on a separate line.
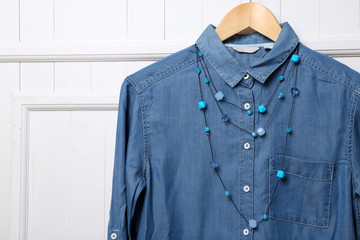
[235, 85, 255, 232]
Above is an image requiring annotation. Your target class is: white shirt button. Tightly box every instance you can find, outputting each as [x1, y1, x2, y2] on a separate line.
[110, 233, 118, 239]
[243, 73, 250, 79]
[244, 142, 250, 149]
[244, 102, 251, 110]
[243, 228, 250, 236]
[243, 185, 250, 192]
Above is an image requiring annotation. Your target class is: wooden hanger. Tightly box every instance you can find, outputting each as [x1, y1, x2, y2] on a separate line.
[215, 2, 282, 42]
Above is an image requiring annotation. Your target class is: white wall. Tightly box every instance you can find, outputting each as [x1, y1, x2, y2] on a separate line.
[1, 0, 360, 240]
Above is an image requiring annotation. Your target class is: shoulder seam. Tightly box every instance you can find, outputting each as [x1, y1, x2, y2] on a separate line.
[299, 50, 360, 95]
[131, 54, 198, 93]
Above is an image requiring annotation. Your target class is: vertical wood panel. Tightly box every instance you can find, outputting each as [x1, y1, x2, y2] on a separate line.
[20, 0, 54, 42]
[319, 0, 360, 35]
[91, 0, 127, 40]
[55, 0, 92, 41]
[69, 111, 105, 240]
[54, 62, 91, 91]
[165, 0, 203, 40]
[0, 0, 19, 42]
[281, 0, 320, 39]
[103, 111, 117, 238]
[92, 62, 127, 94]
[28, 111, 71, 240]
[0, 63, 19, 240]
[20, 63, 54, 91]
[203, 0, 241, 27]
[128, 0, 164, 40]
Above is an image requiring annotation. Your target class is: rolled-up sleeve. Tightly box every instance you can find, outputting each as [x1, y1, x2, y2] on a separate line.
[107, 77, 147, 240]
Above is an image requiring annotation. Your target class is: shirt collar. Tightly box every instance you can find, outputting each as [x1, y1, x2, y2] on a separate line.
[195, 21, 300, 88]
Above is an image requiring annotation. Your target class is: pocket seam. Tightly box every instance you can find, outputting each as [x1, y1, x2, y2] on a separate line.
[269, 169, 333, 182]
[270, 153, 334, 180]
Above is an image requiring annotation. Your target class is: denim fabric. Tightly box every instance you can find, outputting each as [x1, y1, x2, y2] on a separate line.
[107, 21, 360, 240]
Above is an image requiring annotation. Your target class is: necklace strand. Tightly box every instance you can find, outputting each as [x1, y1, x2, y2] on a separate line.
[196, 44, 298, 137]
[194, 43, 301, 232]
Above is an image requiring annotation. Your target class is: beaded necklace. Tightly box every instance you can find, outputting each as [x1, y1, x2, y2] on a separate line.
[194, 42, 300, 233]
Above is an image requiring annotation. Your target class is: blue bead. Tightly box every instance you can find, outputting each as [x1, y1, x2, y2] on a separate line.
[225, 190, 230, 196]
[204, 78, 210, 83]
[279, 75, 285, 81]
[209, 161, 219, 168]
[256, 127, 266, 136]
[286, 127, 292, 133]
[277, 170, 285, 179]
[291, 54, 300, 63]
[205, 127, 210, 133]
[262, 214, 268, 220]
[258, 104, 267, 113]
[278, 92, 284, 98]
[249, 219, 257, 229]
[196, 67, 201, 73]
[221, 113, 229, 122]
[215, 91, 224, 101]
[247, 109, 253, 115]
[291, 87, 299, 96]
[198, 101, 207, 109]
[251, 132, 257, 137]
[198, 51, 203, 57]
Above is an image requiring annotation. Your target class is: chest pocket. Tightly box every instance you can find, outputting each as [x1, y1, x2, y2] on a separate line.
[268, 153, 334, 228]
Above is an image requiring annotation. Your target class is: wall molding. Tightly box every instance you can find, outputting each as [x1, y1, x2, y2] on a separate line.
[1, 37, 360, 63]
[9, 91, 118, 240]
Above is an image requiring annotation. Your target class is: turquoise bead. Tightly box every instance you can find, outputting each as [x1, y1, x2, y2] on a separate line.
[204, 78, 210, 83]
[286, 127, 292, 133]
[258, 104, 267, 113]
[198, 51, 203, 57]
[277, 170, 285, 179]
[251, 132, 257, 137]
[215, 91, 224, 101]
[196, 67, 201, 73]
[225, 190, 230, 196]
[249, 219, 257, 229]
[291, 54, 300, 63]
[262, 214, 268, 220]
[279, 75, 285, 81]
[247, 109, 253, 115]
[205, 127, 210, 133]
[198, 101, 207, 109]
[278, 92, 284, 98]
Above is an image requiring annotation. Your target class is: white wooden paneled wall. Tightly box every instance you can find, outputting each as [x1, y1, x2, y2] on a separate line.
[1, 0, 360, 240]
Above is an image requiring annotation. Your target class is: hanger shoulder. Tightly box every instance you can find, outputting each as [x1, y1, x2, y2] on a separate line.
[215, 3, 282, 42]
[250, 4, 282, 42]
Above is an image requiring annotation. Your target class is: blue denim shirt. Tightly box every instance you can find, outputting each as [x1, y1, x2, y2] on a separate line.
[107, 21, 360, 240]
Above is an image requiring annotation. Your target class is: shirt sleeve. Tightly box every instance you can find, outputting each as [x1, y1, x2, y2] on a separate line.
[353, 94, 360, 195]
[107, 77, 147, 240]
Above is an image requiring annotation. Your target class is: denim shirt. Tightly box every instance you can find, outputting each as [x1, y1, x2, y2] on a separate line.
[107, 21, 360, 240]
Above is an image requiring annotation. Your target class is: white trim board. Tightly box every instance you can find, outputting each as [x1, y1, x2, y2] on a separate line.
[0, 37, 360, 63]
[9, 91, 118, 240]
